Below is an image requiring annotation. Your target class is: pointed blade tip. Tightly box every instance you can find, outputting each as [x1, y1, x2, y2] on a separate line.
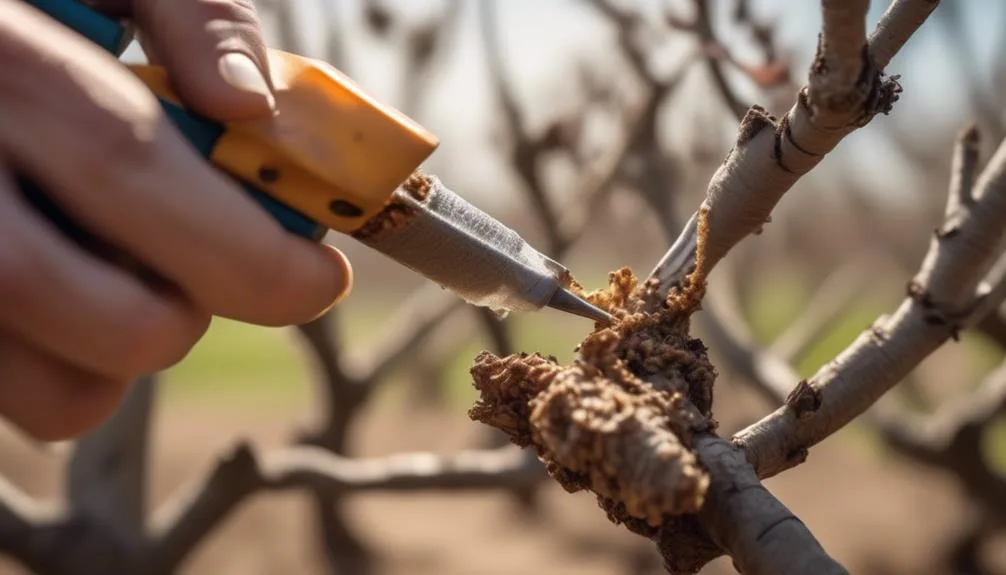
[547, 287, 616, 325]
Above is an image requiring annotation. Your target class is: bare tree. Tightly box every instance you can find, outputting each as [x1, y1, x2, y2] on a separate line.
[2, 1, 1005, 574]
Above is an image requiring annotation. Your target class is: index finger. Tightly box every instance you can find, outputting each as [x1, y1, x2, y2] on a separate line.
[88, 0, 276, 121]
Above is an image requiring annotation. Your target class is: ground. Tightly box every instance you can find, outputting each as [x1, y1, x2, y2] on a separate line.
[0, 381, 995, 575]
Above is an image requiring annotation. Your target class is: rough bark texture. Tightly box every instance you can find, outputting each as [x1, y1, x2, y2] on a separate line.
[469, 212, 844, 573]
[736, 132, 1006, 480]
[470, 261, 717, 527]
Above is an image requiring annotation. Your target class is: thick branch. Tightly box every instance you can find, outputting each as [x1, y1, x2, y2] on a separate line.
[686, 436, 847, 575]
[67, 375, 154, 550]
[812, 0, 869, 108]
[735, 132, 1006, 479]
[921, 129, 1006, 308]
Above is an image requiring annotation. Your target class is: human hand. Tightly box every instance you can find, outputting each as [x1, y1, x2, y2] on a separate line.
[0, 0, 352, 441]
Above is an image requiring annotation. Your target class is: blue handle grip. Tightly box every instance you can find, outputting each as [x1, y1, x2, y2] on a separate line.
[17, 0, 326, 241]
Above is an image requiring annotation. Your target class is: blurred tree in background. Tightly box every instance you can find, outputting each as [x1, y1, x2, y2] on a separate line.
[2, 1, 1006, 574]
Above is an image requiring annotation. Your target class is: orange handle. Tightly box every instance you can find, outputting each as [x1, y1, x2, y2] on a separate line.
[129, 50, 440, 234]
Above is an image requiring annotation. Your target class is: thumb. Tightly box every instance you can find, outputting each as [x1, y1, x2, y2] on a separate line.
[130, 0, 276, 121]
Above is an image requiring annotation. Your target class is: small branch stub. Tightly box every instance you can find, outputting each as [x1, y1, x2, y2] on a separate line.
[785, 380, 822, 419]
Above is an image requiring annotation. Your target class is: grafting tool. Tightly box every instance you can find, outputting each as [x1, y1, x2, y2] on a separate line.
[18, 0, 614, 325]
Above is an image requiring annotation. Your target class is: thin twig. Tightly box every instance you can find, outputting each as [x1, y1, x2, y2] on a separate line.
[347, 285, 466, 384]
[868, 0, 943, 69]
[692, 0, 749, 121]
[769, 258, 876, 363]
[149, 443, 543, 572]
[479, 0, 563, 254]
[869, 360, 1006, 511]
[699, 270, 799, 405]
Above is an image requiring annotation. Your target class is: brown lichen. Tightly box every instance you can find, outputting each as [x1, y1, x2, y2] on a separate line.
[351, 170, 432, 241]
[468, 210, 718, 527]
[402, 171, 433, 201]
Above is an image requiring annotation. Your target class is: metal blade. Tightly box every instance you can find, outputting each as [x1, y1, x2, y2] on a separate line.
[547, 287, 615, 325]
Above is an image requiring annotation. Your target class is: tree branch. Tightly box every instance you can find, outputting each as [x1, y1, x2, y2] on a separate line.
[67, 375, 154, 555]
[347, 285, 465, 384]
[692, 0, 749, 121]
[813, 0, 870, 108]
[735, 129, 1006, 479]
[647, 0, 942, 293]
[148, 443, 543, 572]
[869, 360, 1006, 510]
[868, 0, 943, 69]
[685, 436, 847, 575]
[698, 269, 799, 406]
[478, 0, 563, 254]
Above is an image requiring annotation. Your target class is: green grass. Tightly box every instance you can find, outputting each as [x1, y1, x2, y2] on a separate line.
[159, 317, 312, 406]
[983, 416, 1006, 476]
[744, 266, 812, 343]
[159, 297, 398, 407]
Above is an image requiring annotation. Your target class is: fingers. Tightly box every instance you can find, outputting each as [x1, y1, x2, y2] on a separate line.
[0, 334, 130, 442]
[132, 0, 276, 120]
[0, 181, 211, 379]
[0, 3, 352, 327]
[82, 0, 273, 121]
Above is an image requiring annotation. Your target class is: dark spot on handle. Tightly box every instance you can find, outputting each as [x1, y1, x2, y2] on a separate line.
[329, 200, 365, 218]
[258, 166, 280, 183]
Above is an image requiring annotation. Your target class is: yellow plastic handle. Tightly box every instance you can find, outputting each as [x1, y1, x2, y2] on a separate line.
[129, 50, 440, 234]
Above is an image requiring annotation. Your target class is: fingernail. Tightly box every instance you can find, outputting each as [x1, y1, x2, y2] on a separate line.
[218, 52, 276, 109]
[329, 246, 354, 305]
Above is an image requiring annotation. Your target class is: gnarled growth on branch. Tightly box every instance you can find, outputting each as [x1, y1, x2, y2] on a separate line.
[469, 212, 717, 530]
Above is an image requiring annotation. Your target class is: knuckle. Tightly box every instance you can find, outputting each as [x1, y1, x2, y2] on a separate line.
[241, 246, 321, 325]
[104, 296, 202, 375]
[27, 378, 130, 442]
[82, 114, 162, 187]
[195, 0, 261, 29]
[248, 269, 303, 324]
